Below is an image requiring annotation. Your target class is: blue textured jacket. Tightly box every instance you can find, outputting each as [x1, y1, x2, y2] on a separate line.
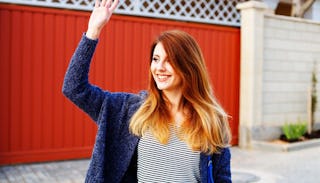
[62, 35, 231, 183]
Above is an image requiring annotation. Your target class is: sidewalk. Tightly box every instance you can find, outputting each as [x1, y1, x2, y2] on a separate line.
[1, 146, 319, 183]
[0, 159, 89, 183]
[231, 146, 320, 183]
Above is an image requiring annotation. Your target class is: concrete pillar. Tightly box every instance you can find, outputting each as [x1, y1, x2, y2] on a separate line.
[236, 1, 268, 148]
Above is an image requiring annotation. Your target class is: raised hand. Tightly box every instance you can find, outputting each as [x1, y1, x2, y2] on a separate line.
[86, 0, 119, 39]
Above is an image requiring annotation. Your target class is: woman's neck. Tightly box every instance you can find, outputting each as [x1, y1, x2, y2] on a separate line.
[163, 91, 182, 112]
[162, 90, 185, 125]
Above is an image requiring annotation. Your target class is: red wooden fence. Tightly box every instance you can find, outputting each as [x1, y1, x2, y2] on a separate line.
[0, 3, 240, 165]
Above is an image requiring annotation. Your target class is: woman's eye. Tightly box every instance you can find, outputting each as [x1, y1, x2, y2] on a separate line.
[152, 58, 159, 62]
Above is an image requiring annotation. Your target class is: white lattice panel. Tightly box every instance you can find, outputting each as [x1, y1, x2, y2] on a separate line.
[1, 0, 243, 26]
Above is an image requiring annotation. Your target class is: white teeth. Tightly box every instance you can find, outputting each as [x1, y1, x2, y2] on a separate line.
[158, 75, 168, 79]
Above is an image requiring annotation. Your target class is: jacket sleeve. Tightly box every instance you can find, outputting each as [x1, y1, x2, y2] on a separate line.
[62, 34, 105, 122]
[213, 147, 232, 183]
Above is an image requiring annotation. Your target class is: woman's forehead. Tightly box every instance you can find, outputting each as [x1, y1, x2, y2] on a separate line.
[153, 42, 167, 57]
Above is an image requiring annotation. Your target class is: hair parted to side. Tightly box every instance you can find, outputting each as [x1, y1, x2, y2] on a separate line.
[129, 30, 231, 154]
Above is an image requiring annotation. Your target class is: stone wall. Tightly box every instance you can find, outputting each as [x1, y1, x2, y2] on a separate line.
[263, 15, 320, 126]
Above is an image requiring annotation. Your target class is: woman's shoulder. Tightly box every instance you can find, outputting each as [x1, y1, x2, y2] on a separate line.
[106, 90, 148, 100]
[97, 90, 148, 125]
[102, 90, 148, 107]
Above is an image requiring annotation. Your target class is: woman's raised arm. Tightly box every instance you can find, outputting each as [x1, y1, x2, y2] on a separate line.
[62, 0, 119, 122]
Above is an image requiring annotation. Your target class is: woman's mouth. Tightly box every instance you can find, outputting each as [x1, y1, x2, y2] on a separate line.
[157, 74, 170, 82]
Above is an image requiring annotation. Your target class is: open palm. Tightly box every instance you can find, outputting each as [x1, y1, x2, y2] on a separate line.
[87, 0, 119, 39]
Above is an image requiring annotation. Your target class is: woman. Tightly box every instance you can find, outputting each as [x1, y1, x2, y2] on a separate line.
[62, 0, 232, 182]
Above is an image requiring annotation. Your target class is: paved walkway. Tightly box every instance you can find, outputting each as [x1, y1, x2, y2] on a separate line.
[1, 146, 319, 183]
[231, 146, 320, 183]
[0, 160, 88, 183]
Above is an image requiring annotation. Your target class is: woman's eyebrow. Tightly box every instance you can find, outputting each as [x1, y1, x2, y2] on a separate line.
[152, 54, 160, 58]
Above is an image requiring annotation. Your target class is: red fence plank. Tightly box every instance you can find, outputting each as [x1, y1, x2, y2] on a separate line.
[10, 10, 22, 153]
[0, 4, 240, 164]
[0, 9, 11, 153]
[21, 10, 33, 152]
[53, 14, 65, 149]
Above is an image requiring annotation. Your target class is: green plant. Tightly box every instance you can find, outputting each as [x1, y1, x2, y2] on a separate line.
[282, 121, 307, 140]
[311, 63, 317, 133]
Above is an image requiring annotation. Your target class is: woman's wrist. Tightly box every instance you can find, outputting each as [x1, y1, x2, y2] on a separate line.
[86, 28, 101, 40]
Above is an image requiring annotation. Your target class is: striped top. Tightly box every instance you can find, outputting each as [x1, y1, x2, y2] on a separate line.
[137, 127, 201, 183]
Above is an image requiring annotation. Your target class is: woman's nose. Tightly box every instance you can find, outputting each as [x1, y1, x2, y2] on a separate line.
[156, 60, 166, 70]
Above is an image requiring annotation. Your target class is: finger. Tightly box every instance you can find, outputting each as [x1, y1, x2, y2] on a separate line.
[94, 0, 99, 8]
[105, 0, 112, 8]
[109, 0, 119, 12]
[101, 0, 106, 7]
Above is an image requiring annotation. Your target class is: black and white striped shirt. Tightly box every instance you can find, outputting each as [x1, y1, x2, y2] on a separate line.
[137, 127, 201, 182]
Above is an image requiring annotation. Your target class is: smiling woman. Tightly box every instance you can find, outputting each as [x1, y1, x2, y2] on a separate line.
[130, 29, 231, 154]
[62, 0, 232, 182]
[130, 30, 232, 182]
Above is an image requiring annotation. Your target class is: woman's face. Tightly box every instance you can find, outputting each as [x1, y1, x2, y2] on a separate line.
[151, 42, 182, 93]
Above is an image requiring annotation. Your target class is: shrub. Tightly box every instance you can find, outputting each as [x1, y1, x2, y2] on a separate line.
[282, 122, 307, 141]
[311, 63, 317, 133]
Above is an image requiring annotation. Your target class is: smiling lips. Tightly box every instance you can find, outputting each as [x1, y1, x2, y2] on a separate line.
[156, 74, 171, 82]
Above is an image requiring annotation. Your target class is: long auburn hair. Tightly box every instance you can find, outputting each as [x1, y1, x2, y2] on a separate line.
[129, 30, 231, 154]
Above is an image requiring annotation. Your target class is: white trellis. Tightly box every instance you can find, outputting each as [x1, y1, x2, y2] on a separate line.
[0, 0, 243, 26]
